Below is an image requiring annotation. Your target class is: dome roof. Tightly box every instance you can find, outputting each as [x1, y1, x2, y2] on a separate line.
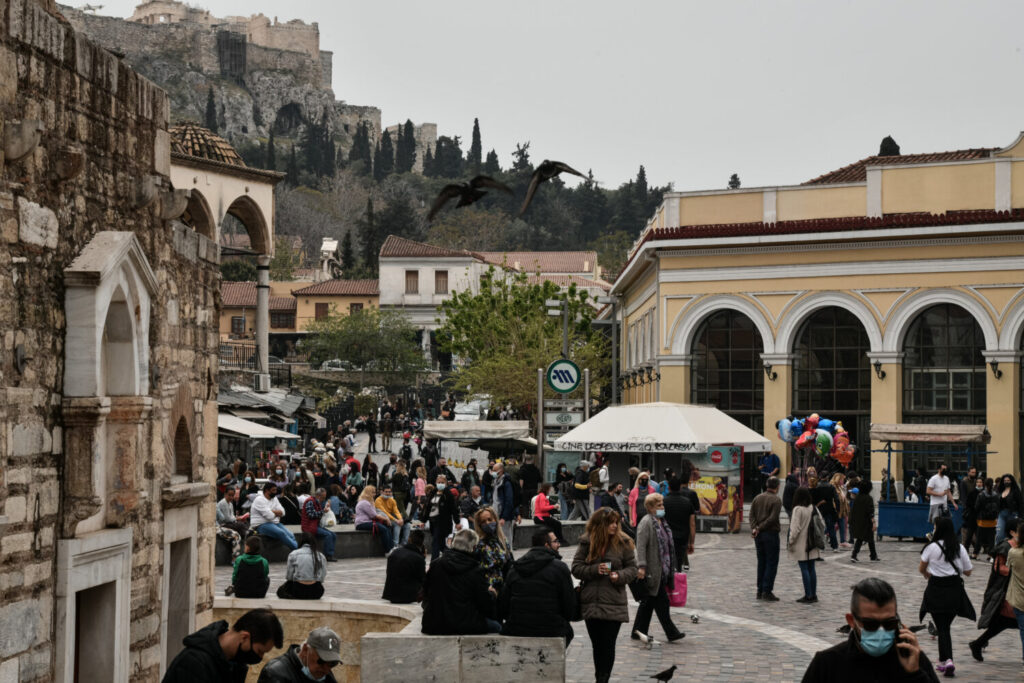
[169, 122, 246, 167]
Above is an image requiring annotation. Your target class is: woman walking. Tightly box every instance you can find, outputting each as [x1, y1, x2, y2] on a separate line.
[995, 474, 1022, 544]
[627, 472, 656, 528]
[849, 480, 879, 562]
[969, 519, 1021, 661]
[571, 507, 638, 683]
[975, 477, 1000, 558]
[630, 493, 686, 643]
[473, 506, 514, 596]
[919, 516, 975, 677]
[787, 486, 820, 603]
[831, 473, 851, 548]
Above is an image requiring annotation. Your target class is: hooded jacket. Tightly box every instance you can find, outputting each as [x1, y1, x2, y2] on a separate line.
[162, 620, 248, 683]
[421, 548, 493, 635]
[499, 546, 575, 639]
[257, 644, 338, 683]
[382, 543, 427, 604]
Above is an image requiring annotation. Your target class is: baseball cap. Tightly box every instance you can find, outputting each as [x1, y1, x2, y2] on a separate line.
[306, 626, 342, 663]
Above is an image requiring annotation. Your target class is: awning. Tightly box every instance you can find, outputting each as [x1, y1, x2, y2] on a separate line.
[298, 409, 328, 429]
[228, 408, 270, 419]
[554, 402, 771, 453]
[869, 423, 991, 444]
[268, 414, 296, 426]
[423, 420, 530, 440]
[218, 414, 298, 440]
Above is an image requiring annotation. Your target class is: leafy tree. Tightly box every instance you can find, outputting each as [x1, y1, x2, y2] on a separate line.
[377, 191, 424, 242]
[270, 235, 300, 280]
[469, 118, 482, 174]
[432, 136, 464, 178]
[266, 128, 277, 170]
[204, 86, 217, 133]
[220, 259, 257, 281]
[302, 308, 427, 388]
[511, 141, 532, 173]
[348, 122, 373, 175]
[573, 170, 611, 242]
[483, 149, 501, 175]
[728, 173, 741, 189]
[437, 268, 607, 414]
[285, 144, 300, 185]
[374, 130, 395, 181]
[340, 229, 354, 271]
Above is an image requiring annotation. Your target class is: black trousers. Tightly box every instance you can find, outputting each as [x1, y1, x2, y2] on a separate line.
[276, 581, 324, 600]
[632, 582, 682, 639]
[851, 537, 877, 560]
[932, 612, 955, 662]
[534, 516, 566, 543]
[976, 614, 1018, 645]
[584, 619, 621, 679]
[673, 537, 689, 571]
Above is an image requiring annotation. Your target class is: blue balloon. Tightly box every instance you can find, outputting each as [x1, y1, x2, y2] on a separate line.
[787, 419, 804, 442]
[818, 418, 836, 434]
[777, 418, 793, 442]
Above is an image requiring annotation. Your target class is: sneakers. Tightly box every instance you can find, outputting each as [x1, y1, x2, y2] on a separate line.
[683, 564, 690, 571]
[762, 592, 780, 602]
[936, 660, 946, 673]
[968, 639, 984, 662]
[870, 557, 881, 562]
[943, 659, 955, 677]
[850, 556, 859, 563]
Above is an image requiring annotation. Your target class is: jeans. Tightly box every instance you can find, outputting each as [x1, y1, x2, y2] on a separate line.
[256, 522, 298, 550]
[559, 493, 571, 519]
[368, 434, 377, 452]
[932, 612, 955, 662]
[754, 531, 779, 594]
[568, 498, 592, 520]
[996, 509, 1015, 544]
[823, 512, 838, 549]
[838, 517, 848, 544]
[356, 521, 394, 552]
[391, 521, 411, 546]
[632, 582, 682, 639]
[430, 524, 448, 560]
[851, 537, 877, 560]
[1015, 607, 1024, 660]
[797, 560, 817, 598]
[313, 525, 336, 559]
[584, 619, 622, 679]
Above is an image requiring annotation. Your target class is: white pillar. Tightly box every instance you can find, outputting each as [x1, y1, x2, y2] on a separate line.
[256, 255, 270, 381]
[422, 328, 433, 370]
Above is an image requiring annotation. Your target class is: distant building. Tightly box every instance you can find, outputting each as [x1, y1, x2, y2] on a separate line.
[292, 278, 380, 329]
[220, 281, 298, 338]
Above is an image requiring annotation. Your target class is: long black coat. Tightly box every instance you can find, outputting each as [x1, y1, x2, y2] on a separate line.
[421, 549, 493, 635]
[850, 493, 875, 541]
[381, 543, 426, 604]
[498, 546, 575, 640]
[423, 487, 460, 538]
[978, 539, 1013, 630]
[800, 633, 938, 683]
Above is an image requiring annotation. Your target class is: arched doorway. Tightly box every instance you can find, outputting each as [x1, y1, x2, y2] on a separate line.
[690, 309, 764, 499]
[173, 417, 192, 480]
[792, 307, 871, 473]
[902, 303, 987, 477]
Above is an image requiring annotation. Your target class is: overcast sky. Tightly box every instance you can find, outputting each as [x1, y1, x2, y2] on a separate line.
[91, 1, 1024, 190]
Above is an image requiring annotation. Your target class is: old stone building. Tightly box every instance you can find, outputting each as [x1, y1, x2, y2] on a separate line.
[0, 0, 261, 679]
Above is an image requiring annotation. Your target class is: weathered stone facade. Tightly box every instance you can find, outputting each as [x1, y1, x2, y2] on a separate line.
[0, 0, 221, 680]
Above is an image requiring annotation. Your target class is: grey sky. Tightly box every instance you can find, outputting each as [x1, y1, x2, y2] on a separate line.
[90, 1, 1024, 192]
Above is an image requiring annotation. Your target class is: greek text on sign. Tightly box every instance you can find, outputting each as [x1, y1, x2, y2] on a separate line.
[546, 359, 582, 394]
[544, 412, 583, 427]
[544, 399, 584, 409]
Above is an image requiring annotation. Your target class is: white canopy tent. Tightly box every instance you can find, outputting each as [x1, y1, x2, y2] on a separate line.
[423, 420, 530, 441]
[554, 403, 770, 453]
[217, 413, 298, 441]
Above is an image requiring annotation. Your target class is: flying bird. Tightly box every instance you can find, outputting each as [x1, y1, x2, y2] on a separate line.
[518, 160, 587, 216]
[427, 175, 512, 220]
[651, 664, 677, 681]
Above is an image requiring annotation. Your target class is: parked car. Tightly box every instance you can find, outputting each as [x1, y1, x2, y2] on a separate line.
[320, 359, 355, 371]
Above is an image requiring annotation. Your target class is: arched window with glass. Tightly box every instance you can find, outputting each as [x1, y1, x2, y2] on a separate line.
[902, 304, 987, 475]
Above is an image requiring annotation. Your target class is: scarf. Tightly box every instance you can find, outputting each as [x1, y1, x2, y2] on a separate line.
[654, 518, 673, 581]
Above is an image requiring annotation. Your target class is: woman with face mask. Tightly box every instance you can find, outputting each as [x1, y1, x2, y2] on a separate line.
[918, 516, 976, 676]
[974, 478, 1000, 558]
[627, 472, 656, 528]
[995, 474, 1022, 545]
[630, 493, 685, 644]
[473, 506, 514, 597]
[461, 458, 481, 493]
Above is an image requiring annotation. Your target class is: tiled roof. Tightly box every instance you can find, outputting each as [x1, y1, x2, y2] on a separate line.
[379, 235, 479, 259]
[804, 148, 995, 185]
[291, 279, 380, 296]
[270, 297, 296, 311]
[526, 274, 611, 292]
[169, 122, 246, 167]
[479, 251, 598, 274]
[221, 282, 297, 310]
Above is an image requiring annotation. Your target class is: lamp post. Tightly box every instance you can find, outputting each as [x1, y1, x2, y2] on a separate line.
[595, 296, 619, 405]
[545, 298, 569, 358]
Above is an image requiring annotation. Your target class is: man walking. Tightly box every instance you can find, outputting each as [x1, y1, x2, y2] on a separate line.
[750, 476, 782, 601]
[663, 477, 696, 572]
[568, 460, 593, 520]
[926, 464, 957, 530]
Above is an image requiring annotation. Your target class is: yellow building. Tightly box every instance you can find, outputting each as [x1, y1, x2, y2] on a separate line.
[220, 281, 297, 338]
[291, 279, 380, 330]
[612, 131, 1024, 493]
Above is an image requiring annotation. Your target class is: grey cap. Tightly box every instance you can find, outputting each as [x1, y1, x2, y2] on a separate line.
[306, 626, 342, 663]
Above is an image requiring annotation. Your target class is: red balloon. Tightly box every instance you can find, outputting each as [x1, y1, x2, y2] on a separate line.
[795, 430, 815, 450]
[805, 413, 820, 430]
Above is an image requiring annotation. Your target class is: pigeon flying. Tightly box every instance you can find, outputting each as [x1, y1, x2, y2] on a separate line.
[518, 160, 587, 216]
[651, 664, 678, 681]
[428, 175, 512, 220]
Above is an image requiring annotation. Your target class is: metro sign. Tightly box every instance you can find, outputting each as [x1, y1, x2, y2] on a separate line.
[546, 359, 582, 394]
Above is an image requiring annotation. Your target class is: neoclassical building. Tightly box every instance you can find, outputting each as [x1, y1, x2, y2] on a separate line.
[613, 132, 1024, 494]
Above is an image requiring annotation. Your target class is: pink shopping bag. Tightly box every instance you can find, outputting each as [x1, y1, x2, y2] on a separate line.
[668, 573, 687, 607]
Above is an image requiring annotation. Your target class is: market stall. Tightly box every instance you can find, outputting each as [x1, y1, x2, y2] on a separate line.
[422, 420, 533, 469]
[217, 413, 299, 470]
[871, 423, 990, 540]
[554, 403, 771, 532]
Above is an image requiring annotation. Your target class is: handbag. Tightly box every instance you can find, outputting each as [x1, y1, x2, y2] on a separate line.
[320, 508, 337, 528]
[668, 572, 687, 607]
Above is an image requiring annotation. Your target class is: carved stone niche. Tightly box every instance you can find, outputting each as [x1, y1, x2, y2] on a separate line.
[105, 396, 153, 527]
[60, 397, 109, 538]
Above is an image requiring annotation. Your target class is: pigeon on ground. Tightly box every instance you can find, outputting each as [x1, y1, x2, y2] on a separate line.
[633, 630, 658, 650]
[517, 160, 587, 216]
[427, 175, 512, 220]
[651, 664, 677, 681]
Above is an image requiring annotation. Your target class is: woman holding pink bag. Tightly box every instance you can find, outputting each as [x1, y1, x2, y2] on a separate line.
[630, 493, 686, 643]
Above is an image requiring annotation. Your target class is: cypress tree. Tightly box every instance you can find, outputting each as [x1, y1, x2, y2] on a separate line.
[204, 86, 217, 133]
[375, 130, 395, 181]
[266, 128, 277, 170]
[372, 140, 383, 182]
[469, 117, 482, 174]
[358, 198, 379, 275]
[341, 229, 354, 271]
[636, 165, 648, 201]
[285, 144, 299, 185]
[401, 119, 416, 173]
[348, 122, 373, 176]
[423, 147, 434, 177]
[483, 149, 500, 175]
[321, 111, 336, 177]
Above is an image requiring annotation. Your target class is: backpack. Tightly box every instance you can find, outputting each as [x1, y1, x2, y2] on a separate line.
[399, 444, 413, 461]
[589, 468, 602, 488]
[806, 507, 826, 552]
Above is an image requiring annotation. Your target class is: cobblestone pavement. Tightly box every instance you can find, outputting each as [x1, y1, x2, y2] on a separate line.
[223, 436, 1023, 681]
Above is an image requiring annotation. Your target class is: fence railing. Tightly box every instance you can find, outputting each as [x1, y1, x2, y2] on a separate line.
[220, 340, 258, 370]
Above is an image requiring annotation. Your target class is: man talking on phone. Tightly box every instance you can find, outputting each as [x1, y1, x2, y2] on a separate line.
[801, 578, 939, 682]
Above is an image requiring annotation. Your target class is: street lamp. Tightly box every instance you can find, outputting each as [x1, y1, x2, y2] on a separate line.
[546, 298, 569, 358]
[595, 295, 620, 405]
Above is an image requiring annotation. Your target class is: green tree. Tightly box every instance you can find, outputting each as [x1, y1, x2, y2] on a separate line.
[220, 259, 257, 281]
[432, 136, 464, 178]
[374, 130, 395, 181]
[303, 308, 427, 388]
[483, 149, 500, 175]
[204, 86, 217, 133]
[437, 268, 606, 414]
[377, 191, 424, 241]
[591, 230, 633, 279]
[728, 173, 741, 189]
[340, 229, 354, 271]
[348, 122, 373, 176]
[511, 141, 532, 173]
[636, 165, 648, 203]
[358, 198, 380, 275]
[270, 235, 300, 280]
[395, 120, 417, 174]
[266, 128, 277, 170]
[469, 117, 482, 174]
[285, 144, 300, 185]
[422, 146, 435, 177]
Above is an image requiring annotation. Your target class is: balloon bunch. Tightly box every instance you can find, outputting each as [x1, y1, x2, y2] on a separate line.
[776, 413, 856, 466]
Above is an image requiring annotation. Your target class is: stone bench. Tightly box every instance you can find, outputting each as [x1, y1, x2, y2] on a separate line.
[512, 519, 586, 548]
[215, 523, 403, 566]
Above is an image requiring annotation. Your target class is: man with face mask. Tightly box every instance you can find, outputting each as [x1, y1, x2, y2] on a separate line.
[162, 608, 283, 682]
[257, 626, 342, 683]
[800, 578, 939, 682]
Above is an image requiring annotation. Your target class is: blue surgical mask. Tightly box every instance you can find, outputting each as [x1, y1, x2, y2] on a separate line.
[857, 626, 896, 657]
[655, 509, 666, 518]
[301, 665, 326, 682]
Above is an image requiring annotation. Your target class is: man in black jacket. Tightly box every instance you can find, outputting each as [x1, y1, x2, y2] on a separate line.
[162, 608, 283, 682]
[427, 456, 456, 489]
[421, 529, 500, 635]
[499, 529, 576, 647]
[257, 626, 341, 683]
[801, 578, 938, 682]
[567, 460, 593, 520]
[518, 454, 543, 516]
[382, 530, 427, 604]
[663, 477, 696, 572]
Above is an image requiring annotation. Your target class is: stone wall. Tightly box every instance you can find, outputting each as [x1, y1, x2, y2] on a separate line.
[0, 0, 220, 680]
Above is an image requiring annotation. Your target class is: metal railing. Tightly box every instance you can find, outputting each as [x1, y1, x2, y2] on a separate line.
[220, 340, 258, 370]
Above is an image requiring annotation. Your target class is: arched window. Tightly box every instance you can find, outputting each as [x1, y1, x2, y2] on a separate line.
[173, 417, 192, 480]
[792, 307, 871, 465]
[903, 304, 986, 474]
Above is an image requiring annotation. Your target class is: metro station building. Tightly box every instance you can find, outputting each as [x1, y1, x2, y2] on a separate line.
[612, 131, 1024, 493]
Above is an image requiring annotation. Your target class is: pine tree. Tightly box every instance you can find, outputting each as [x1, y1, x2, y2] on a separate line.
[285, 144, 300, 185]
[401, 120, 416, 173]
[358, 198, 378, 274]
[377, 192, 423, 241]
[375, 130, 395, 181]
[204, 86, 217, 133]
[636, 165, 648, 201]
[511, 141, 532, 173]
[433, 136, 464, 178]
[266, 128, 277, 170]
[341, 230, 354, 271]
[469, 118, 482, 174]
[483, 149, 500, 175]
[348, 122, 373, 176]
[728, 173, 741, 189]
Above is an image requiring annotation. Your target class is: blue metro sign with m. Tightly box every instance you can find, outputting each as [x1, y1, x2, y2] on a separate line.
[546, 359, 582, 394]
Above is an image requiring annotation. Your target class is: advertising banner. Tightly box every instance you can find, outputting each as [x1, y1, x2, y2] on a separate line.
[691, 445, 744, 532]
